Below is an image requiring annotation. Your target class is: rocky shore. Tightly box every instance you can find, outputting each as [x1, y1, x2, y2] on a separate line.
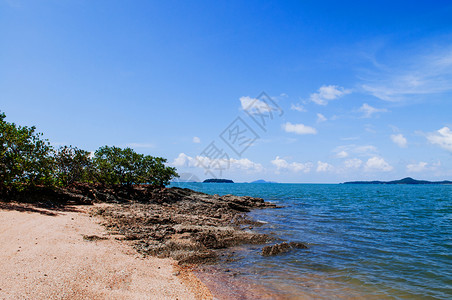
[3, 183, 281, 264]
[1, 183, 311, 299]
[87, 185, 279, 264]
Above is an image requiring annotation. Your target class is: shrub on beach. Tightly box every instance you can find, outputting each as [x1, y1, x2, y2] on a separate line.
[0, 111, 178, 193]
[93, 146, 178, 187]
[54, 145, 93, 186]
[0, 112, 54, 191]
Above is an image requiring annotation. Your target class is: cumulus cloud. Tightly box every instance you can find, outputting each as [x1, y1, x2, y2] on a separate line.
[192, 136, 201, 143]
[228, 158, 264, 172]
[359, 103, 388, 118]
[282, 122, 317, 135]
[336, 151, 349, 158]
[271, 156, 312, 173]
[310, 85, 351, 105]
[240, 96, 275, 115]
[390, 134, 407, 148]
[406, 162, 428, 172]
[172, 153, 263, 172]
[344, 158, 363, 169]
[291, 103, 306, 112]
[317, 113, 327, 122]
[172, 153, 193, 167]
[316, 161, 334, 172]
[427, 127, 452, 152]
[364, 156, 393, 172]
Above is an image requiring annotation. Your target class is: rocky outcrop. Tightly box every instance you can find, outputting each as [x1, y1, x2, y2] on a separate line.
[262, 242, 308, 256]
[2, 183, 289, 264]
[87, 185, 277, 264]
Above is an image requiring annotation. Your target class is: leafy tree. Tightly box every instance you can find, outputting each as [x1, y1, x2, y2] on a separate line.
[0, 111, 54, 190]
[93, 146, 143, 185]
[137, 156, 178, 187]
[54, 145, 93, 186]
[1, 111, 178, 192]
[93, 145, 178, 186]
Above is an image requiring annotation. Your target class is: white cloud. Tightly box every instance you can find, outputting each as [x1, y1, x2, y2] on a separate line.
[240, 96, 275, 115]
[344, 158, 363, 169]
[427, 127, 452, 152]
[282, 122, 317, 135]
[406, 162, 428, 172]
[310, 85, 351, 105]
[364, 156, 393, 172]
[172, 153, 193, 167]
[336, 151, 349, 158]
[316, 161, 334, 172]
[192, 136, 201, 143]
[228, 158, 264, 172]
[172, 153, 263, 172]
[390, 134, 407, 148]
[355, 145, 377, 154]
[317, 113, 327, 122]
[359, 103, 388, 118]
[291, 103, 306, 112]
[361, 49, 452, 101]
[365, 124, 377, 133]
[271, 156, 312, 173]
[334, 145, 377, 157]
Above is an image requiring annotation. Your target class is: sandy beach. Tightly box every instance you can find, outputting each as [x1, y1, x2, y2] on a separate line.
[0, 202, 212, 300]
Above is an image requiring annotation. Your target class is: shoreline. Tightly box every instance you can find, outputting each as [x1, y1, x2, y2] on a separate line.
[0, 201, 212, 299]
[0, 184, 282, 299]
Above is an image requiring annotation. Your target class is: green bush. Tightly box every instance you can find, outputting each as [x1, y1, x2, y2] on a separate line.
[1, 111, 179, 192]
[54, 145, 93, 186]
[0, 112, 54, 190]
[93, 146, 178, 187]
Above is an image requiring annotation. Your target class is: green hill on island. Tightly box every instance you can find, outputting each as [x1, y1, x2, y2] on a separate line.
[250, 180, 278, 183]
[203, 179, 234, 183]
[344, 177, 452, 185]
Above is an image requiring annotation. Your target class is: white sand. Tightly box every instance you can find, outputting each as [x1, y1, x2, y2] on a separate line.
[0, 202, 212, 300]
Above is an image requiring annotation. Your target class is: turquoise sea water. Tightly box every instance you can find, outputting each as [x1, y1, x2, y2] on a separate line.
[170, 183, 452, 299]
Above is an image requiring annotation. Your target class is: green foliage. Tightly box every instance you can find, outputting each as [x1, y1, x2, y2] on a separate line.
[138, 156, 178, 187]
[93, 146, 140, 185]
[1, 111, 179, 191]
[0, 112, 54, 190]
[54, 145, 93, 186]
[93, 146, 178, 187]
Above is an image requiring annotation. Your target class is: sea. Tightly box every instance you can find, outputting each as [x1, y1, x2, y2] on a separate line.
[169, 182, 452, 299]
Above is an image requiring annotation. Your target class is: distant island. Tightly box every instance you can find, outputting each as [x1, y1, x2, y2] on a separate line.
[251, 179, 278, 184]
[344, 177, 452, 185]
[203, 179, 234, 183]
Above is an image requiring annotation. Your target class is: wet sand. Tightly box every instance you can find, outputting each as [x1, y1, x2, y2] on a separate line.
[0, 202, 212, 299]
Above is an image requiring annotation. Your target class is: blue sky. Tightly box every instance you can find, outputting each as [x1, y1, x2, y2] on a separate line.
[1, 0, 452, 183]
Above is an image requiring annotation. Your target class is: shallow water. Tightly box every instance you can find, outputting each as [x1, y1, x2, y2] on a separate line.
[171, 183, 452, 299]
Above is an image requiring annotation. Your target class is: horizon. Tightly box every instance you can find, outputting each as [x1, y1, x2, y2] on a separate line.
[172, 176, 452, 185]
[2, 1, 452, 183]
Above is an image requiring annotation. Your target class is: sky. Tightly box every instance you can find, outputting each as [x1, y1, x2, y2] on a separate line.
[1, 0, 452, 183]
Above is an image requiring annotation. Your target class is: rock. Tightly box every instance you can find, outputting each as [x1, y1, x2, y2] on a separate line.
[262, 242, 308, 256]
[227, 202, 250, 212]
[288, 242, 308, 249]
